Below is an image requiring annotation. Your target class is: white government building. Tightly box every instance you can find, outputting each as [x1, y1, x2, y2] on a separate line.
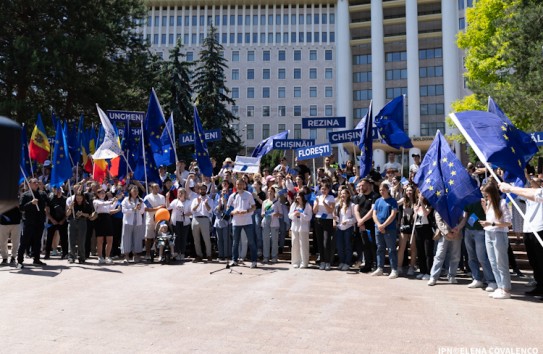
[144, 0, 472, 169]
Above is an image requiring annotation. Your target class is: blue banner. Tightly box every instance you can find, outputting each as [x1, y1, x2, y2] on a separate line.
[106, 110, 145, 122]
[328, 128, 379, 144]
[531, 132, 543, 146]
[296, 143, 333, 161]
[178, 129, 222, 146]
[302, 117, 346, 129]
[273, 139, 315, 150]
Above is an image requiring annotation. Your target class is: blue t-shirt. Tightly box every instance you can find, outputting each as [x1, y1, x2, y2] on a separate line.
[374, 197, 398, 232]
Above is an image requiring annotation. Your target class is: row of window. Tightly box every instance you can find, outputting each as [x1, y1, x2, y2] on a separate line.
[149, 32, 335, 46]
[232, 67, 333, 81]
[232, 104, 334, 118]
[231, 49, 333, 62]
[231, 86, 334, 99]
[354, 85, 444, 102]
[458, 0, 474, 10]
[354, 104, 445, 118]
[384, 48, 444, 62]
[147, 13, 336, 28]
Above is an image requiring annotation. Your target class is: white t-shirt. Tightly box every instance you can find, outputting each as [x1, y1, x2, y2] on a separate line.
[315, 194, 335, 219]
[227, 191, 255, 226]
[143, 193, 166, 224]
[523, 198, 543, 233]
[169, 199, 191, 225]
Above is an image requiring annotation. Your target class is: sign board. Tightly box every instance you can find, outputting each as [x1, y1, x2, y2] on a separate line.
[531, 132, 543, 146]
[296, 143, 332, 161]
[273, 139, 315, 150]
[118, 128, 142, 138]
[328, 128, 380, 144]
[302, 117, 346, 129]
[106, 110, 144, 122]
[178, 129, 222, 146]
[233, 156, 261, 174]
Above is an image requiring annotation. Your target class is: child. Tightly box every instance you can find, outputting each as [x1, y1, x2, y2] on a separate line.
[155, 220, 175, 263]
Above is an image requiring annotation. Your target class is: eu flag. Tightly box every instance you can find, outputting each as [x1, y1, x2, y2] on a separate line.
[375, 95, 413, 149]
[145, 88, 167, 154]
[453, 110, 537, 185]
[358, 101, 373, 178]
[251, 131, 289, 158]
[50, 121, 72, 188]
[193, 106, 213, 177]
[154, 114, 176, 167]
[414, 131, 482, 228]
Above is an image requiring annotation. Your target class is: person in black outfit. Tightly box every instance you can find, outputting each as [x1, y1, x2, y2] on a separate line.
[45, 187, 68, 259]
[354, 178, 380, 273]
[17, 178, 49, 268]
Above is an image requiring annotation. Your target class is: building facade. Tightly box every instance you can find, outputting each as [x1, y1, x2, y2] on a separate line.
[145, 0, 471, 167]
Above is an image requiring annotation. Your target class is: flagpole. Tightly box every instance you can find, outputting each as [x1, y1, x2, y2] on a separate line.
[140, 118, 149, 195]
[23, 123, 34, 177]
[19, 166, 40, 211]
[312, 158, 316, 188]
[450, 112, 543, 248]
[401, 148, 405, 178]
[170, 114, 179, 164]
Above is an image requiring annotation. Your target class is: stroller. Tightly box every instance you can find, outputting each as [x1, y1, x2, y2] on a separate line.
[155, 220, 176, 264]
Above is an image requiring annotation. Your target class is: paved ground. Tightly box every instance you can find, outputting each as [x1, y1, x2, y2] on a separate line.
[1, 258, 542, 354]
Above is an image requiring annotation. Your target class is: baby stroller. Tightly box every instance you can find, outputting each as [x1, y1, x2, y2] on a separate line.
[155, 220, 176, 264]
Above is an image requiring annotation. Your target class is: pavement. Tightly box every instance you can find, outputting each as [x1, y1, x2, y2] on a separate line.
[1, 258, 542, 354]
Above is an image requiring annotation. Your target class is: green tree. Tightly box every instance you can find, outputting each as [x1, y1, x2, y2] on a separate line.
[192, 25, 241, 162]
[0, 0, 156, 123]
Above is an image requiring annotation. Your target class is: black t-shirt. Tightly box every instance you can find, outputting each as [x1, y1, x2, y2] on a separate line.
[356, 191, 380, 228]
[71, 200, 93, 219]
[0, 206, 22, 225]
[253, 191, 266, 209]
[48, 195, 67, 222]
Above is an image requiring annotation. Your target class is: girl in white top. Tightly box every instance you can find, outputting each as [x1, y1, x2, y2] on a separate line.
[120, 186, 145, 263]
[261, 187, 282, 263]
[480, 182, 512, 299]
[288, 192, 313, 268]
[93, 188, 119, 264]
[312, 183, 336, 270]
[167, 189, 192, 260]
[334, 188, 356, 271]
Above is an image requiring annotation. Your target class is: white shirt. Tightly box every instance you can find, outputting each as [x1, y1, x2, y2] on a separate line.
[315, 194, 335, 219]
[336, 203, 356, 231]
[93, 199, 114, 214]
[288, 202, 313, 233]
[168, 199, 191, 225]
[121, 197, 145, 226]
[523, 197, 543, 233]
[143, 193, 166, 224]
[227, 190, 255, 226]
[191, 195, 213, 218]
[484, 199, 511, 232]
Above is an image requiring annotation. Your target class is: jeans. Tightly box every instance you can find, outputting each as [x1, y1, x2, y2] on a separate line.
[216, 226, 231, 259]
[68, 218, 87, 261]
[464, 229, 495, 282]
[232, 224, 256, 262]
[253, 211, 263, 252]
[429, 235, 462, 280]
[262, 224, 279, 260]
[376, 230, 397, 270]
[335, 226, 354, 265]
[485, 230, 511, 290]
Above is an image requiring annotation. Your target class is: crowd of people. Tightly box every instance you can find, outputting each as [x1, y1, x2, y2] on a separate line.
[2, 152, 543, 301]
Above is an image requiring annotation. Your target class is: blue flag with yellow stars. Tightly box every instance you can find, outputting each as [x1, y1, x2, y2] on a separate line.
[414, 131, 482, 228]
[145, 88, 167, 154]
[193, 106, 213, 177]
[358, 101, 373, 178]
[454, 110, 537, 185]
[154, 114, 176, 167]
[252, 130, 288, 158]
[374, 95, 413, 149]
[51, 121, 72, 188]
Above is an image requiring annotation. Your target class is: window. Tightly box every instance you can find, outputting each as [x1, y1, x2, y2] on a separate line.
[262, 124, 270, 139]
[309, 87, 317, 98]
[153, 34, 158, 44]
[247, 87, 255, 98]
[325, 105, 333, 116]
[420, 122, 445, 137]
[278, 87, 286, 98]
[353, 55, 372, 65]
[306, 32, 312, 43]
[161, 34, 166, 44]
[420, 103, 445, 116]
[458, 0, 464, 10]
[309, 129, 317, 140]
[192, 16, 197, 26]
[309, 68, 317, 79]
[279, 50, 286, 61]
[419, 66, 443, 78]
[354, 108, 369, 119]
[278, 68, 286, 79]
[263, 106, 270, 117]
[322, 32, 327, 42]
[385, 51, 407, 62]
[278, 124, 286, 132]
[294, 68, 301, 79]
[232, 69, 239, 80]
[291, 14, 296, 25]
[231, 105, 239, 116]
[247, 51, 255, 61]
[299, 14, 305, 25]
[247, 69, 254, 80]
[459, 17, 465, 30]
[386, 87, 407, 99]
[325, 87, 333, 98]
[262, 87, 270, 98]
[294, 124, 302, 139]
[291, 32, 297, 43]
[263, 69, 270, 80]
[420, 84, 444, 97]
[169, 16, 174, 26]
[310, 50, 317, 61]
[325, 50, 333, 60]
[294, 50, 302, 61]
[294, 106, 302, 116]
[168, 34, 174, 44]
[247, 124, 254, 140]
[353, 90, 372, 101]
[232, 51, 239, 62]
[278, 106, 286, 117]
[353, 71, 372, 83]
[314, 32, 319, 42]
[322, 14, 328, 24]
[314, 13, 320, 25]
[176, 16, 182, 26]
[294, 87, 301, 98]
[232, 87, 239, 99]
[186, 52, 194, 62]
[419, 48, 443, 59]
[385, 69, 408, 80]
[162, 16, 167, 26]
[263, 50, 270, 61]
[325, 68, 333, 79]
[247, 106, 254, 117]
[310, 105, 317, 116]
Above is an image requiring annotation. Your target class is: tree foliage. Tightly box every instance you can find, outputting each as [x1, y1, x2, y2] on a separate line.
[0, 0, 156, 124]
[192, 25, 241, 162]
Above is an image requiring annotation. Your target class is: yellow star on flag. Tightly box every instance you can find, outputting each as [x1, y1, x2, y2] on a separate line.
[449, 180, 454, 185]
[448, 162, 454, 167]
[451, 171, 457, 176]
[501, 125, 507, 131]
[503, 134, 509, 140]
[436, 191, 442, 197]
[428, 186, 434, 191]
[511, 147, 516, 154]
[442, 157, 448, 163]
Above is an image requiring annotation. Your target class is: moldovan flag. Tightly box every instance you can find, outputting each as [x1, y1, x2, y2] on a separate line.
[29, 113, 51, 163]
[93, 159, 108, 183]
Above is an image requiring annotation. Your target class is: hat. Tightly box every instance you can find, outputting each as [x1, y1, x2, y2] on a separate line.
[224, 157, 233, 163]
[265, 175, 275, 183]
[159, 165, 166, 169]
[411, 153, 421, 157]
[43, 160, 52, 167]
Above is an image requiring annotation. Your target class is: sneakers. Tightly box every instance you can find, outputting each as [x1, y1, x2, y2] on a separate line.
[421, 274, 431, 280]
[229, 260, 238, 267]
[68, 258, 75, 264]
[492, 289, 511, 300]
[338, 263, 345, 270]
[292, 264, 299, 269]
[105, 257, 113, 264]
[488, 289, 500, 298]
[16, 263, 24, 269]
[389, 270, 399, 279]
[1, 259, 7, 265]
[325, 263, 331, 271]
[207, 256, 213, 262]
[407, 266, 415, 276]
[271, 258, 278, 263]
[341, 264, 350, 271]
[98, 257, 105, 264]
[371, 268, 384, 276]
[448, 277, 458, 284]
[33, 260, 47, 266]
[250, 262, 257, 269]
[467, 280, 485, 289]
[319, 263, 326, 270]
[299, 265, 308, 269]
[427, 278, 437, 286]
[486, 282, 498, 292]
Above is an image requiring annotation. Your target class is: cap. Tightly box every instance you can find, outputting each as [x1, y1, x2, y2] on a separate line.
[411, 153, 421, 157]
[159, 165, 166, 169]
[224, 157, 233, 163]
[265, 175, 275, 183]
[43, 160, 52, 167]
